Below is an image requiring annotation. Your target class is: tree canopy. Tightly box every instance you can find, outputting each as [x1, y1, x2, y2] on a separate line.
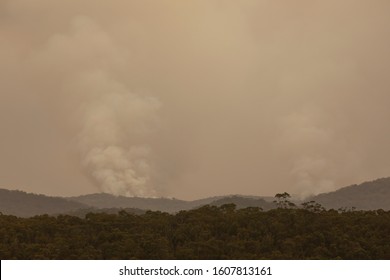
[0, 203, 389, 259]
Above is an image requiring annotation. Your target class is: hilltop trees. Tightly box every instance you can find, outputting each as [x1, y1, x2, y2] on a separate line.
[273, 192, 296, 209]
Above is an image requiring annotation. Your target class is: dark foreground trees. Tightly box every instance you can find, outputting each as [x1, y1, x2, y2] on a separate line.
[0, 205, 389, 259]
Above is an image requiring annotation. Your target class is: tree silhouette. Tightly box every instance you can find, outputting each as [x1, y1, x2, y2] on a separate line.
[273, 192, 296, 209]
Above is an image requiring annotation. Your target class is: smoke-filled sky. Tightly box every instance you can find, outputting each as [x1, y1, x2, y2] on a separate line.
[1, 0, 390, 199]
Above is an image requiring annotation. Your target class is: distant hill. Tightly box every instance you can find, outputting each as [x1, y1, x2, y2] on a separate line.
[0, 189, 88, 217]
[310, 177, 390, 210]
[2, 177, 390, 217]
[68, 193, 199, 213]
[67, 193, 275, 213]
[0, 188, 273, 217]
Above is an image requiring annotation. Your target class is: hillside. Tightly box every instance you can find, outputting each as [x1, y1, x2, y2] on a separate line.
[68, 193, 200, 213]
[2, 177, 390, 217]
[310, 177, 390, 210]
[0, 189, 274, 217]
[67, 193, 275, 213]
[0, 189, 88, 217]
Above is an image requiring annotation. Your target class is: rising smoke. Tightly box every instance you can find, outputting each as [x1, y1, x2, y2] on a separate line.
[77, 71, 160, 197]
[42, 16, 161, 197]
[1, 1, 390, 198]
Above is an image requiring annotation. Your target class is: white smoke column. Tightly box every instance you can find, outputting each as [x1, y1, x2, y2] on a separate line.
[77, 72, 160, 197]
[290, 156, 336, 198]
[35, 16, 161, 196]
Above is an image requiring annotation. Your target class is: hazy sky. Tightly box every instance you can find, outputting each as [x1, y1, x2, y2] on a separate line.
[1, 1, 390, 199]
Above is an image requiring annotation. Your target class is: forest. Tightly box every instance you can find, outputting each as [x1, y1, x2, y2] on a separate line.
[0, 197, 389, 260]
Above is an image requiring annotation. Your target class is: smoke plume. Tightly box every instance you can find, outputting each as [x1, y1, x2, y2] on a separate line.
[1, 1, 390, 198]
[47, 17, 161, 196]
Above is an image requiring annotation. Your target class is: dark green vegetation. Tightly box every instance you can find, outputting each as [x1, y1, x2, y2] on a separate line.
[1, 178, 389, 259]
[1, 204, 389, 259]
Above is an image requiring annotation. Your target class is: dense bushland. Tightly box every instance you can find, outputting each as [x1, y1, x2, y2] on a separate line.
[1, 203, 389, 259]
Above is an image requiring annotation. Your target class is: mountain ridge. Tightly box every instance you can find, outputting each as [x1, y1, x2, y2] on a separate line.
[0, 189, 87, 217]
[1, 177, 390, 217]
[309, 177, 390, 210]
